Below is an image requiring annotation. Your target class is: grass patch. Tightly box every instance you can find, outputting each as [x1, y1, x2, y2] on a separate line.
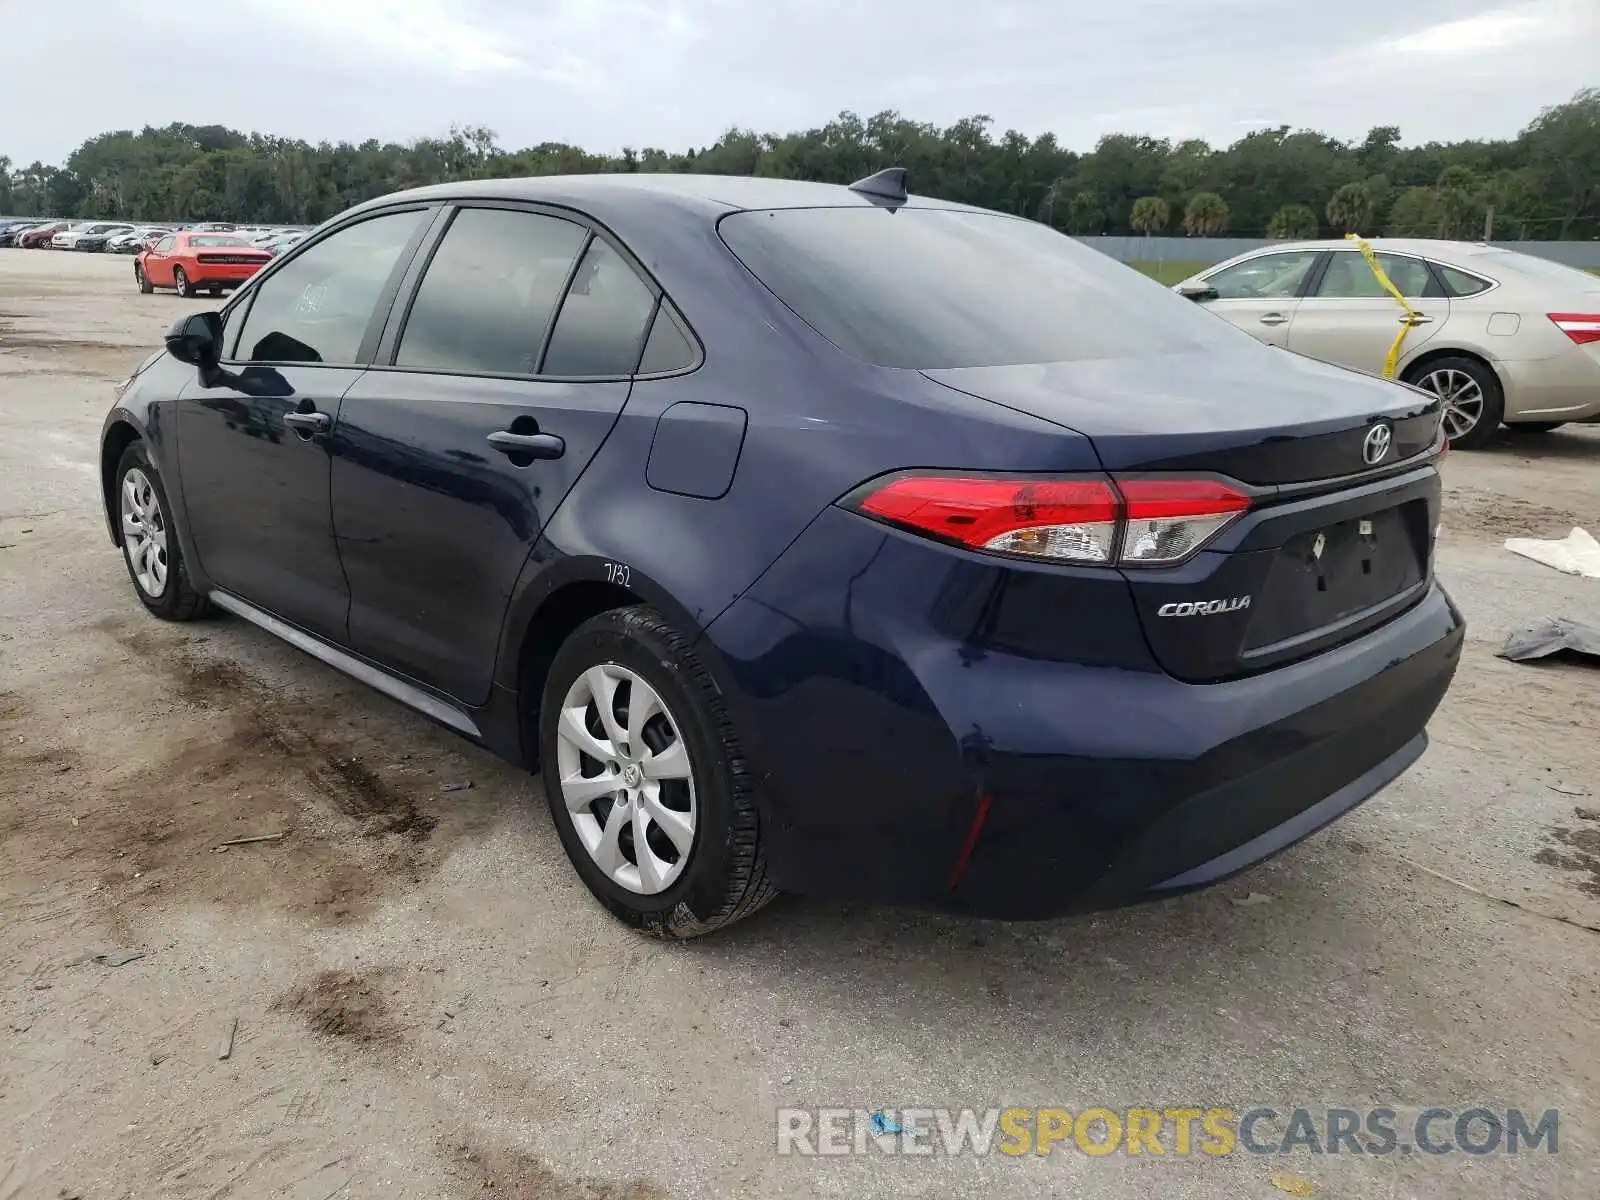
[1127, 260, 1216, 285]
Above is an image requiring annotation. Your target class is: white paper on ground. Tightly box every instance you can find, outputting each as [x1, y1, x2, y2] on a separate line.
[1503, 527, 1600, 579]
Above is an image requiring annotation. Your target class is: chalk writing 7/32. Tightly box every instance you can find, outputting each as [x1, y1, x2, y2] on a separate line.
[605, 561, 632, 587]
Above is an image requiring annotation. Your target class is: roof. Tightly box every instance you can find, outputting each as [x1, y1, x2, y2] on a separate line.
[357, 172, 976, 218]
[1257, 237, 1497, 257]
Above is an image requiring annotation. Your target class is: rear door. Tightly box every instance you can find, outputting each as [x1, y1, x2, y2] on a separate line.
[1288, 250, 1446, 375]
[1197, 249, 1324, 347]
[330, 204, 658, 704]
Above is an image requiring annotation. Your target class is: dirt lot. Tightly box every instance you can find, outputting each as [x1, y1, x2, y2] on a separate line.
[3, 250, 1599, 1200]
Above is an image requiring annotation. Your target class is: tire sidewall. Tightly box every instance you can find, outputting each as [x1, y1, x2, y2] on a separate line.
[540, 612, 739, 926]
[116, 442, 184, 615]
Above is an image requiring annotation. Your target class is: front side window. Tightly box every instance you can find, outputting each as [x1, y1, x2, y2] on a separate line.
[235, 209, 426, 365]
[397, 208, 588, 375]
[1205, 251, 1322, 300]
[153, 237, 175, 254]
[1315, 252, 1431, 299]
[541, 238, 658, 377]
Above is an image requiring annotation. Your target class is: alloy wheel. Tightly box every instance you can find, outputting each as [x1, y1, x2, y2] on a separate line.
[120, 468, 169, 596]
[1418, 367, 1484, 441]
[555, 663, 696, 895]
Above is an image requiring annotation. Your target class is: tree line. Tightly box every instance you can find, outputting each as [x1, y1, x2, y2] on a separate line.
[3, 89, 1595, 240]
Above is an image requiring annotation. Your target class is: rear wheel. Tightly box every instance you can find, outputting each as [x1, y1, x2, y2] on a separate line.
[539, 606, 776, 938]
[134, 262, 153, 294]
[1506, 422, 1566, 435]
[115, 442, 209, 621]
[172, 266, 194, 298]
[1407, 356, 1503, 450]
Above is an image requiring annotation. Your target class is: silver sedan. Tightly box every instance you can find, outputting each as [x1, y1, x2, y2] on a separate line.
[1175, 239, 1600, 447]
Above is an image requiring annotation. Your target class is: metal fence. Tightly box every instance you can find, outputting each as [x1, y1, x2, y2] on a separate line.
[1079, 235, 1600, 269]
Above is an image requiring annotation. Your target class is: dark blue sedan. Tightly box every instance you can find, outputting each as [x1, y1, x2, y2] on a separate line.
[99, 171, 1463, 935]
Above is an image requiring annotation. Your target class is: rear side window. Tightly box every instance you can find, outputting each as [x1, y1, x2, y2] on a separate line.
[1314, 252, 1432, 299]
[397, 208, 588, 375]
[542, 239, 657, 377]
[718, 207, 1244, 369]
[637, 301, 698, 374]
[1434, 264, 1492, 297]
[236, 209, 425, 365]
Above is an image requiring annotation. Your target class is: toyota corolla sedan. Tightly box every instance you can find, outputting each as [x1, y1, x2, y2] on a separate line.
[1174, 239, 1600, 447]
[100, 173, 1462, 936]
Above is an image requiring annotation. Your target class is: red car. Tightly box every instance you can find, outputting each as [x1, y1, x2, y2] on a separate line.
[135, 232, 272, 297]
[17, 221, 72, 248]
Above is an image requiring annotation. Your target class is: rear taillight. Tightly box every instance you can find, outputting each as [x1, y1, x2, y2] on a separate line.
[848, 473, 1251, 566]
[1549, 313, 1600, 346]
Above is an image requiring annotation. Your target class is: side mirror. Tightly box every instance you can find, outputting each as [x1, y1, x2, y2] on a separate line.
[1177, 281, 1219, 302]
[165, 311, 223, 370]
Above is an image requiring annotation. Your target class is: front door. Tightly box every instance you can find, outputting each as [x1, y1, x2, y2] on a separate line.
[1287, 250, 1447, 376]
[174, 208, 432, 642]
[143, 235, 177, 287]
[331, 206, 658, 703]
[1197, 249, 1323, 348]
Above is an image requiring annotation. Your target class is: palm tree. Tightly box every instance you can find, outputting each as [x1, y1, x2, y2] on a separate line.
[1182, 192, 1229, 237]
[1130, 195, 1170, 237]
[1326, 182, 1373, 234]
[1267, 204, 1319, 239]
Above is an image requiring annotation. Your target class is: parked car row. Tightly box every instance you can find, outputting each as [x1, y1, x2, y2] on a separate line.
[0, 218, 310, 257]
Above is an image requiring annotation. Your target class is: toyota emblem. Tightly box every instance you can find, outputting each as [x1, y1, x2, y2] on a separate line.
[1362, 423, 1393, 465]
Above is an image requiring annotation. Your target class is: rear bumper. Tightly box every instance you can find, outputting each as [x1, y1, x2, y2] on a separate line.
[1498, 352, 1600, 422]
[701, 505, 1463, 919]
[187, 265, 264, 284]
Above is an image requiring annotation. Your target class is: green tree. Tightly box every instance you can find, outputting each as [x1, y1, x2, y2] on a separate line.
[1183, 191, 1229, 236]
[0, 155, 12, 214]
[1386, 187, 1446, 236]
[1130, 195, 1170, 236]
[1326, 181, 1373, 233]
[1519, 89, 1600, 238]
[1267, 203, 1319, 239]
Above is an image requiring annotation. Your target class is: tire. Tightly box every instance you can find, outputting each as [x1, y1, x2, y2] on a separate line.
[173, 266, 194, 298]
[114, 441, 209, 621]
[1405, 355, 1504, 450]
[1505, 422, 1566, 435]
[538, 606, 776, 938]
[135, 263, 153, 294]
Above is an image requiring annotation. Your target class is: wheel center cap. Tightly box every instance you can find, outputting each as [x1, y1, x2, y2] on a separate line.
[622, 764, 643, 787]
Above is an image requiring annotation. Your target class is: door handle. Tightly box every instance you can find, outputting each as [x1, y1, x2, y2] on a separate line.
[487, 430, 565, 460]
[282, 410, 331, 436]
[1258, 312, 1289, 326]
[1401, 313, 1434, 325]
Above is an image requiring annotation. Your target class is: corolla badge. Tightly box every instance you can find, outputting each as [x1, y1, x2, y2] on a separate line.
[1158, 596, 1251, 617]
[1363, 422, 1393, 465]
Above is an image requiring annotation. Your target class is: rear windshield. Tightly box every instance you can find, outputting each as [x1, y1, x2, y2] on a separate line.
[190, 235, 250, 247]
[1478, 250, 1600, 291]
[719, 207, 1245, 369]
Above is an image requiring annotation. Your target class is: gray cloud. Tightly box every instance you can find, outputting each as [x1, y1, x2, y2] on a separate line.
[3, 0, 1594, 165]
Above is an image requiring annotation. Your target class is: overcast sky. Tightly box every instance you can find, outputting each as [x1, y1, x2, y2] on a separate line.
[3, 0, 1595, 166]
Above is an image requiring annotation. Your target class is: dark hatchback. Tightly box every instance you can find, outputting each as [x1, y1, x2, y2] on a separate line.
[100, 172, 1463, 936]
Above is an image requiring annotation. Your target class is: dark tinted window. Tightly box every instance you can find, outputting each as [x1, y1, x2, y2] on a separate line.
[237, 210, 425, 365]
[397, 208, 588, 375]
[638, 301, 697, 373]
[719, 207, 1244, 369]
[542, 239, 657, 377]
[1434, 264, 1492, 297]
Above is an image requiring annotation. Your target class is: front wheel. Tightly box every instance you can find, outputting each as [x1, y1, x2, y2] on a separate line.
[1407, 356, 1504, 450]
[115, 442, 209, 621]
[538, 606, 776, 938]
[172, 266, 194, 298]
[134, 262, 153, 294]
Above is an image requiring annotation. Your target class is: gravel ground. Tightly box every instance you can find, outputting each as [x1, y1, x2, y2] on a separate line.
[3, 250, 1599, 1200]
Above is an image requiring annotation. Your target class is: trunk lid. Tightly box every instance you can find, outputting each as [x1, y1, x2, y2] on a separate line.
[924, 346, 1441, 484]
[925, 347, 1444, 681]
